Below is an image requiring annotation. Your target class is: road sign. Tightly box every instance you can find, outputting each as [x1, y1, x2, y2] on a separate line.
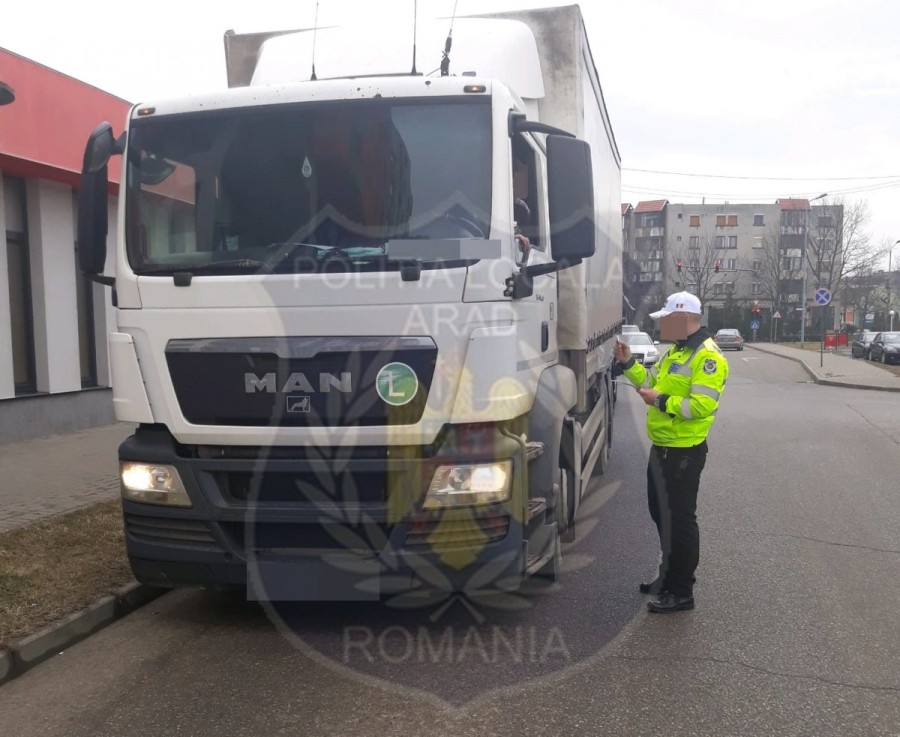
[751, 320, 760, 330]
[814, 288, 832, 306]
[773, 311, 782, 319]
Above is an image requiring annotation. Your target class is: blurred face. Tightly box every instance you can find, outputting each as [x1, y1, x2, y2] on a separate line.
[659, 312, 700, 341]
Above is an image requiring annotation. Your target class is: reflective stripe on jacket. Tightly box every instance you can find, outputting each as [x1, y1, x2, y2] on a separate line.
[623, 332, 728, 447]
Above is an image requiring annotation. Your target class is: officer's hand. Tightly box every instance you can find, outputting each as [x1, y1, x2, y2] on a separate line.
[614, 337, 632, 364]
[637, 388, 660, 406]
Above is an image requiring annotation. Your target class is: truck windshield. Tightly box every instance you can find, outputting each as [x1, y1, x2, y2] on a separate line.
[125, 99, 492, 275]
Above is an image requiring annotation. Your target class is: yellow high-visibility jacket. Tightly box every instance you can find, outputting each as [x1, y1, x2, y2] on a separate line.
[623, 330, 728, 447]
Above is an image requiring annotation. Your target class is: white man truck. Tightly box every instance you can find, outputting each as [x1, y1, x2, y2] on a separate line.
[77, 5, 623, 600]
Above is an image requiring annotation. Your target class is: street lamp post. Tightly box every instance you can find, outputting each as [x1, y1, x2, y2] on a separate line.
[800, 193, 828, 348]
[888, 240, 899, 331]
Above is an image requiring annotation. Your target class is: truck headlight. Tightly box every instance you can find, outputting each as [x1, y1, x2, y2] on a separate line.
[423, 461, 512, 509]
[120, 463, 191, 507]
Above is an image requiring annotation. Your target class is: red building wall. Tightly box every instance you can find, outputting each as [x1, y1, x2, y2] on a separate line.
[0, 49, 131, 191]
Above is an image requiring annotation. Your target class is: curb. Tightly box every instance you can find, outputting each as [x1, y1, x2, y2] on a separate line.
[747, 345, 900, 393]
[0, 582, 165, 688]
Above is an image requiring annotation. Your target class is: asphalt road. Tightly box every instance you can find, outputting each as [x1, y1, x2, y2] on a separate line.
[2, 353, 899, 736]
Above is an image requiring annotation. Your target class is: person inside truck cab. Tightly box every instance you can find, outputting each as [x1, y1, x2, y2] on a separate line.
[514, 197, 532, 261]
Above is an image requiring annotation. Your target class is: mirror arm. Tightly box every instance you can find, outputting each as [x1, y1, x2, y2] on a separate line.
[87, 275, 115, 287]
[504, 258, 582, 300]
[508, 111, 575, 139]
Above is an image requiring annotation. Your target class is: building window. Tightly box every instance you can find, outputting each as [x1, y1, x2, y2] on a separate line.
[715, 235, 727, 249]
[725, 282, 735, 295]
[727, 258, 737, 270]
[729, 235, 738, 249]
[781, 210, 804, 227]
[818, 216, 833, 228]
[753, 236, 764, 249]
[752, 260, 762, 272]
[677, 213, 683, 220]
[727, 215, 738, 226]
[754, 214, 765, 226]
[689, 258, 699, 267]
[4, 177, 37, 395]
[752, 283, 761, 295]
[689, 215, 700, 227]
[713, 283, 723, 295]
[716, 215, 726, 227]
[689, 236, 699, 249]
[676, 235, 682, 242]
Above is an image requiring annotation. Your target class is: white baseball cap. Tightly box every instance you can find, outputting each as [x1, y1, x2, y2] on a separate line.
[649, 291, 703, 319]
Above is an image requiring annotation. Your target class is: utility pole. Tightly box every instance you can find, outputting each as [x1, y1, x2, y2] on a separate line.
[889, 240, 899, 330]
[800, 193, 827, 348]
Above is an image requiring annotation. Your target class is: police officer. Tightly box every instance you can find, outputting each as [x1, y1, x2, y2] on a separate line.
[614, 291, 728, 613]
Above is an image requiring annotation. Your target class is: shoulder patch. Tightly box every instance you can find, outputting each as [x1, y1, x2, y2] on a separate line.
[703, 358, 718, 374]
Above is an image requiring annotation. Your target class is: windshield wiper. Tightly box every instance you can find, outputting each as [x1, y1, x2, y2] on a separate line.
[136, 259, 274, 279]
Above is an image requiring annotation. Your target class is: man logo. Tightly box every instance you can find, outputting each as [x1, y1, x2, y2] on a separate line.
[286, 395, 311, 413]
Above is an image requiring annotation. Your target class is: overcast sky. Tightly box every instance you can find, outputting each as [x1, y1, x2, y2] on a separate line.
[3, 0, 898, 263]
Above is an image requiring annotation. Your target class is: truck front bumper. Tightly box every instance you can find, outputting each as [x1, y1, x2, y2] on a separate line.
[120, 425, 530, 599]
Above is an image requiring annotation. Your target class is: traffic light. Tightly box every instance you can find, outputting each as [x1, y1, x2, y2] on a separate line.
[676, 259, 684, 273]
[714, 261, 720, 273]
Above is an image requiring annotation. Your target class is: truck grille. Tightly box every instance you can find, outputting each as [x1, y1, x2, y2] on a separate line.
[214, 470, 388, 504]
[125, 514, 219, 549]
[165, 336, 437, 428]
[405, 514, 510, 549]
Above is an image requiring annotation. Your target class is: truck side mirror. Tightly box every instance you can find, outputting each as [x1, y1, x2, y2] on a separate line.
[547, 135, 595, 264]
[77, 122, 120, 285]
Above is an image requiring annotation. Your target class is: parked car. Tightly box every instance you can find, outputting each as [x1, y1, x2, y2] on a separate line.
[621, 324, 640, 334]
[851, 330, 879, 359]
[714, 328, 744, 351]
[868, 332, 900, 365]
[619, 331, 660, 365]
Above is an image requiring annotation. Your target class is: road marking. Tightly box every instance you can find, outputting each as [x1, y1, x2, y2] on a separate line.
[741, 357, 761, 362]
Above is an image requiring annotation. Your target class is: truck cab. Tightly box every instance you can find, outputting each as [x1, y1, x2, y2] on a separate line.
[77, 8, 622, 600]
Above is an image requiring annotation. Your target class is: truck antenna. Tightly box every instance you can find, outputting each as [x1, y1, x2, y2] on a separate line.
[310, 1, 320, 81]
[440, 0, 460, 76]
[411, 0, 418, 74]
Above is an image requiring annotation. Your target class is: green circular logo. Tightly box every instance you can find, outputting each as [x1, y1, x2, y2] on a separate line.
[376, 363, 419, 406]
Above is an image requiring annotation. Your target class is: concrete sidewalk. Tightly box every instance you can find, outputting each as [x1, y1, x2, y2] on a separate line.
[0, 423, 134, 533]
[748, 343, 900, 391]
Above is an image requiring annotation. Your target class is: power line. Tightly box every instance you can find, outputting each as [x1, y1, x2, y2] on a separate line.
[621, 178, 900, 201]
[622, 167, 900, 181]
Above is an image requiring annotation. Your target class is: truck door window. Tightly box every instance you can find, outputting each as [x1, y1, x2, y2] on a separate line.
[511, 135, 543, 251]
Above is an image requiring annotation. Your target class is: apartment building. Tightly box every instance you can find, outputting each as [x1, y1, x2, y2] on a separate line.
[622, 198, 843, 335]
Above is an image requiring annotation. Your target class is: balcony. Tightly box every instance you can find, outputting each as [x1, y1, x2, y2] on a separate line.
[634, 227, 665, 238]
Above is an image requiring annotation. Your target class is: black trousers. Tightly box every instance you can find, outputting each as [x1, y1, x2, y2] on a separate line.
[646, 441, 708, 597]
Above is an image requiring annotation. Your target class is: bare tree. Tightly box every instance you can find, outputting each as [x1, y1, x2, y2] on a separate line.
[806, 199, 885, 296]
[752, 225, 791, 310]
[667, 230, 734, 307]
